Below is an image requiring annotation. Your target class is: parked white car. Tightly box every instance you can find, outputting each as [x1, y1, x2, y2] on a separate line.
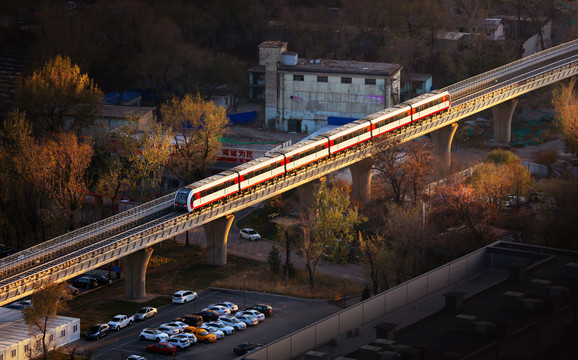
[139, 328, 169, 342]
[202, 305, 231, 316]
[167, 336, 191, 350]
[213, 301, 238, 313]
[126, 356, 147, 360]
[134, 307, 157, 321]
[200, 324, 225, 339]
[239, 228, 261, 241]
[207, 321, 235, 335]
[161, 321, 188, 332]
[173, 333, 197, 345]
[235, 314, 258, 326]
[219, 315, 247, 330]
[107, 314, 134, 331]
[172, 290, 198, 304]
[157, 325, 180, 335]
[237, 309, 265, 322]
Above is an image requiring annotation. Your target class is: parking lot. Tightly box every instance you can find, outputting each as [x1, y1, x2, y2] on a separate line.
[77, 288, 341, 359]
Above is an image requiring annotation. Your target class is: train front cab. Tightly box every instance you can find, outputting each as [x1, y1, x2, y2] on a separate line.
[174, 188, 194, 212]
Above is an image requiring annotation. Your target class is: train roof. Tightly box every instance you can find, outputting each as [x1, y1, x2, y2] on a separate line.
[231, 153, 283, 174]
[403, 90, 449, 107]
[323, 119, 370, 139]
[363, 103, 411, 121]
[274, 136, 328, 156]
[185, 170, 238, 190]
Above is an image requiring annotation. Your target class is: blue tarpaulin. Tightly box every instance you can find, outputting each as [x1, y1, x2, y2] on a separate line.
[228, 111, 257, 124]
[328, 116, 357, 126]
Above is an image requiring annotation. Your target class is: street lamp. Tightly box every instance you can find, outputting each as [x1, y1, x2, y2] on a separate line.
[243, 274, 247, 308]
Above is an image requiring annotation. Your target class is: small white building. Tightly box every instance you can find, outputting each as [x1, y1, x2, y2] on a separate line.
[0, 308, 80, 360]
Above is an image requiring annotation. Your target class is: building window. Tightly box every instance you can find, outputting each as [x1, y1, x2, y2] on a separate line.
[36, 339, 41, 348]
[341, 77, 352, 84]
[49, 334, 54, 342]
[317, 76, 328, 82]
[11, 350, 15, 358]
[73, 325, 78, 333]
[61, 330, 66, 338]
[293, 74, 304, 81]
[24, 345, 30, 352]
[365, 78, 376, 85]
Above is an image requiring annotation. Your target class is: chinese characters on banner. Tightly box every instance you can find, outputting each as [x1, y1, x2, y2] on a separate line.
[217, 148, 255, 163]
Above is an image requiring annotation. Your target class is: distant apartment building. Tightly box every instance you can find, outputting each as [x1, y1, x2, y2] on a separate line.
[248, 41, 402, 133]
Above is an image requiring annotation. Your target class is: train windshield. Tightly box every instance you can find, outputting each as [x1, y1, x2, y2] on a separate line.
[175, 189, 191, 203]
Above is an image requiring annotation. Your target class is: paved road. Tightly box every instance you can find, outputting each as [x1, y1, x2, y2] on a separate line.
[176, 203, 371, 286]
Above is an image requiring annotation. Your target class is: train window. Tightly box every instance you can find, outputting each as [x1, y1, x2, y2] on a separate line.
[365, 78, 376, 85]
[317, 76, 328, 82]
[293, 74, 304, 81]
[341, 77, 352, 84]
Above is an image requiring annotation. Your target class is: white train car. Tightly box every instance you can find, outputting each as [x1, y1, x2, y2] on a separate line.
[404, 90, 451, 123]
[276, 136, 330, 173]
[325, 120, 372, 155]
[368, 104, 412, 138]
[235, 154, 286, 191]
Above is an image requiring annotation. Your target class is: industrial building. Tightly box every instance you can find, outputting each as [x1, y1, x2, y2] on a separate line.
[248, 41, 402, 133]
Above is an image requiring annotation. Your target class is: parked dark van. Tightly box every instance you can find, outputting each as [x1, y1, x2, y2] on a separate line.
[247, 303, 273, 317]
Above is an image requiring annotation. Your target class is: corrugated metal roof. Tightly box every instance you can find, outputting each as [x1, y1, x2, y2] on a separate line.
[0, 308, 78, 351]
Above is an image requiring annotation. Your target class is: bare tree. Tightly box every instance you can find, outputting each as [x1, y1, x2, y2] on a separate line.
[373, 139, 436, 205]
[23, 283, 71, 360]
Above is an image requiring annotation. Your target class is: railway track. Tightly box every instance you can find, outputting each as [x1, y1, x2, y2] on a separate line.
[1, 39, 577, 305]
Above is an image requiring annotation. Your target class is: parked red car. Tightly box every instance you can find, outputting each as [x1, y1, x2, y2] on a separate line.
[145, 342, 177, 355]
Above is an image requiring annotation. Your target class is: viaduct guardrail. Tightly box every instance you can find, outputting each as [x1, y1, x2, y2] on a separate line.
[0, 39, 577, 305]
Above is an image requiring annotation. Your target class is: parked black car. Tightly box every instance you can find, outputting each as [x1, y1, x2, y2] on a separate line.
[247, 304, 273, 317]
[91, 274, 110, 286]
[173, 314, 203, 327]
[233, 341, 264, 355]
[195, 309, 221, 322]
[69, 276, 98, 289]
[85, 324, 110, 340]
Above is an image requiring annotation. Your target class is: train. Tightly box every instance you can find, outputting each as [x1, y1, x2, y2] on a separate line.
[174, 89, 451, 212]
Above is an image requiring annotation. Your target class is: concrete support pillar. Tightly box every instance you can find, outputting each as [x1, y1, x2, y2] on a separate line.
[492, 99, 519, 145]
[349, 159, 374, 204]
[122, 247, 153, 299]
[203, 214, 235, 265]
[298, 181, 316, 212]
[431, 123, 459, 169]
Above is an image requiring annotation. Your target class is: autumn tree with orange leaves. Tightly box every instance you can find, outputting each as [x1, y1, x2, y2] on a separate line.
[429, 184, 497, 248]
[161, 93, 230, 184]
[15, 55, 103, 136]
[20, 132, 93, 232]
[552, 78, 578, 156]
[0, 110, 41, 246]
